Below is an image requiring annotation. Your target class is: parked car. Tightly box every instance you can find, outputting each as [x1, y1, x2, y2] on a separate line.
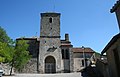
[0, 68, 4, 77]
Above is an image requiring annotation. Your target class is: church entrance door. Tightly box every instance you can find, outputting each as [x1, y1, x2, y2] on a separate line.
[45, 56, 56, 73]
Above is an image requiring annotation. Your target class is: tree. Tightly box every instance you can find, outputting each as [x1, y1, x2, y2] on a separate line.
[0, 26, 31, 75]
[0, 26, 14, 63]
[0, 26, 12, 44]
[13, 39, 31, 72]
[0, 42, 13, 62]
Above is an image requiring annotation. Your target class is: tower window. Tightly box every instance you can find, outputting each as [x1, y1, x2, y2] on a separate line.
[49, 18, 52, 23]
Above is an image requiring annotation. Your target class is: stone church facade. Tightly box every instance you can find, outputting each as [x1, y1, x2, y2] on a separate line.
[17, 12, 95, 74]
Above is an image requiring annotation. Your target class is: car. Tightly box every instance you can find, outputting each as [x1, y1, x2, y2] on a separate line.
[0, 68, 3, 77]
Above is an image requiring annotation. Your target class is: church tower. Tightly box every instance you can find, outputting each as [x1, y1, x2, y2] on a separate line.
[39, 12, 62, 73]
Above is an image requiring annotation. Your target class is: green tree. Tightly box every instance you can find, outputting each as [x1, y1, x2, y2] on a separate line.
[0, 26, 14, 63]
[0, 26, 31, 75]
[0, 26, 12, 44]
[13, 39, 31, 72]
[0, 42, 13, 62]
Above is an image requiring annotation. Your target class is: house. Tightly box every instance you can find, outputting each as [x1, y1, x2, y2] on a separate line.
[100, 1, 120, 77]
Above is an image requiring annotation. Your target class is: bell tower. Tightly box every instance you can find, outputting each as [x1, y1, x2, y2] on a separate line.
[40, 13, 60, 37]
[39, 12, 62, 73]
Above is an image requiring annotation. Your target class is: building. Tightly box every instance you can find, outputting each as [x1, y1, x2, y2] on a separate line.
[101, 34, 120, 77]
[72, 47, 95, 72]
[16, 12, 95, 74]
[100, 1, 120, 77]
[110, 0, 120, 30]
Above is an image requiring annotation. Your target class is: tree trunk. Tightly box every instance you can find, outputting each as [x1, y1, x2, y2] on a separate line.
[10, 66, 13, 75]
[10, 60, 14, 75]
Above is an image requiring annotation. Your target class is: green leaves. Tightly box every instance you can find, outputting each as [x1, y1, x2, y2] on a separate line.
[0, 26, 31, 73]
[14, 39, 31, 71]
[0, 26, 12, 44]
[0, 41, 13, 62]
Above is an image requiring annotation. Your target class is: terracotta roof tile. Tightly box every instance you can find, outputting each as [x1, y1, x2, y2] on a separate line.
[72, 47, 95, 53]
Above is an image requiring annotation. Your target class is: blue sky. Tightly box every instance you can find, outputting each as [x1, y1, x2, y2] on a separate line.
[0, 0, 119, 53]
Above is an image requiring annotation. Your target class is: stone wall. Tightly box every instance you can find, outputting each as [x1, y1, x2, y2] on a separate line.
[96, 59, 110, 77]
[0, 63, 14, 75]
[39, 13, 62, 73]
[19, 58, 38, 73]
[106, 38, 120, 77]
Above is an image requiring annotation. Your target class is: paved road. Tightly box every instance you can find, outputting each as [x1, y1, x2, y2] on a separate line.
[3, 72, 82, 77]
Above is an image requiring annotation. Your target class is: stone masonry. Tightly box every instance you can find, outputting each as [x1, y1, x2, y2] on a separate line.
[39, 13, 62, 73]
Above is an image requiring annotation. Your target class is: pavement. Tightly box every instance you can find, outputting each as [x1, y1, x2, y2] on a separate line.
[3, 72, 82, 77]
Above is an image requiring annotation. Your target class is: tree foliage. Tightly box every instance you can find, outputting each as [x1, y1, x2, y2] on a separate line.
[0, 42, 13, 62]
[0, 26, 14, 63]
[0, 26, 31, 74]
[13, 39, 31, 72]
[0, 26, 13, 44]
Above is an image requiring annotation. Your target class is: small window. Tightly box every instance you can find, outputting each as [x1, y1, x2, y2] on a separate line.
[62, 49, 69, 59]
[49, 18, 52, 23]
[45, 41, 46, 43]
[66, 49, 69, 59]
[82, 60, 84, 66]
[62, 49, 64, 59]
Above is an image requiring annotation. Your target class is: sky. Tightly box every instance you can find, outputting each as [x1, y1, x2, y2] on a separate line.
[0, 0, 119, 53]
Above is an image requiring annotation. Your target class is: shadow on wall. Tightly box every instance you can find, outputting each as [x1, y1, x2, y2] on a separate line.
[81, 66, 101, 77]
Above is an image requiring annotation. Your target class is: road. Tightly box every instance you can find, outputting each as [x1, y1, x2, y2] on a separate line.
[3, 72, 82, 77]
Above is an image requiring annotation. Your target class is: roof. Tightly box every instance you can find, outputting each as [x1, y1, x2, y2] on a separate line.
[16, 37, 40, 41]
[61, 40, 73, 47]
[61, 43, 73, 47]
[101, 33, 120, 55]
[110, 0, 120, 13]
[72, 47, 95, 53]
[41, 12, 60, 16]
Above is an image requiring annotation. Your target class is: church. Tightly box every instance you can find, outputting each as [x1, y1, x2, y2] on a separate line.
[17, 12, 95, 74]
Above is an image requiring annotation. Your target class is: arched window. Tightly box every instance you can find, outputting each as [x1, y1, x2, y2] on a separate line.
[49, 17, 52, 23]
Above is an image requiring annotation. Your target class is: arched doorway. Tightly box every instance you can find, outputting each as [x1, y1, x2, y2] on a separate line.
[45, 56, 56, 73]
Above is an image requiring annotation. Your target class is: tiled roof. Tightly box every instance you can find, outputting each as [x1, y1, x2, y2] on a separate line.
[110, 0, 120, 13]
[72, 47, 95, 53]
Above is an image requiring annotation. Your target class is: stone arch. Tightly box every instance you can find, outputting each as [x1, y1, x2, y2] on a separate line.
[45, 56, 56, 73]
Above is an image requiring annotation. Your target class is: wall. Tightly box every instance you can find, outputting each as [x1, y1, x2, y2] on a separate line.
[106, 38, 120, 77]
[73, 52, 93, 72]
[96, 59, 110, 77]
[20, 59, 38, 73]
[73, 58, 84, 72]
[0, 63, 14, 75]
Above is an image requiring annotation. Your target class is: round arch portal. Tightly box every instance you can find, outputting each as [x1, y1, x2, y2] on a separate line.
[45, 56, 56, 73]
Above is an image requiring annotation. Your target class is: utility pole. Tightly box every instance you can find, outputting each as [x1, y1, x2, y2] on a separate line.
[82, 46, 86, 68]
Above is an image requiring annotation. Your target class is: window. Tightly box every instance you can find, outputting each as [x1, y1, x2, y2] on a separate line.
[62, 49, 64, 59]
[82, 60, 84, 66]
[62, 49, 69, 59]
[65, 49, 69, 59]
[49, 18, 52, 23]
